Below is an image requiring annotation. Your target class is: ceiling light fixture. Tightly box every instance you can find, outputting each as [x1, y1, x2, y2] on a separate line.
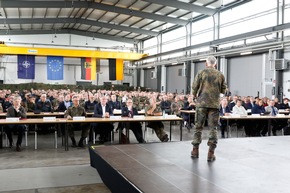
[240, 51, 252, 55]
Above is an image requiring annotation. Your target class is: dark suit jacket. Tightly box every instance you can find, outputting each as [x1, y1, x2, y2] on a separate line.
[252, 104, 265, 114]
[244, 102, 254, 110]
[121, 107, 138, 117]
[108, 100, 122, 111]
[93, 103, 113, 118]
[84, 100, 98, 112]
[57, 101, 72, 112]
[219, 105, 231, 116]
[229, 102, 236, 111]
[36, 100, 52, 112]
[6, 106, 27, 118]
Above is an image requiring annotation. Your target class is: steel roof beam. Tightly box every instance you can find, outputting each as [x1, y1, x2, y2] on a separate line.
[0, 18, 158, 36]
[0, 0, 188, 25]
[0, 29, 135, 44]
[141, 0, 216, 15]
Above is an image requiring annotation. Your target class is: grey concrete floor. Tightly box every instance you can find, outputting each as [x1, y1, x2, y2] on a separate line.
[0, 122, 274, 193]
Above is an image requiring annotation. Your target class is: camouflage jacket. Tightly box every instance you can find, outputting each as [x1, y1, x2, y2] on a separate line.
[145, 103, 162, 116]
[64, 105, 86, 118]
[192, 67, 226, 109]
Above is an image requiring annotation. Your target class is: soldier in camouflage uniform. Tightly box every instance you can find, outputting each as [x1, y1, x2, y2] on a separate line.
[145, 97, 169, 142]
[64, 95, 90, 148]
[191, 56, 226, 162]
[138, 93, 149, 111]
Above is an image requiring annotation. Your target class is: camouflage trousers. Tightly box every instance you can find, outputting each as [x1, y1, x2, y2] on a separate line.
[147, 121, 167, 141]
[191, 107, 219, 150]
[68, 123, 91, 138]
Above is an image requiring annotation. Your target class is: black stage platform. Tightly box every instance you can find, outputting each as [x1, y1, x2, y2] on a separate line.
[89, 136, 290, 193]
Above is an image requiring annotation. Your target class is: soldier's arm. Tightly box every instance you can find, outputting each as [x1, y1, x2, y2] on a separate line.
[192, 72, 201, 97]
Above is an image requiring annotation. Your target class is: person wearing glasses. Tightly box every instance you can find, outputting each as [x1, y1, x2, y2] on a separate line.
[5, 95, 27, 151]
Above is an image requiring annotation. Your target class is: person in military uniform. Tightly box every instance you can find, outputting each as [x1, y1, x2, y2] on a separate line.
[145, 97, 169, 142]
[191, 56, 226, 162]
[64, 95, 90, 148]
[138, 93, 149, 111]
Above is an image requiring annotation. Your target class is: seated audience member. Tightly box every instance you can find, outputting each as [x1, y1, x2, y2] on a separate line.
[181, 96, 196, 129]
[55, 95, 65, 112]
[265, 100, 288, 136]
[0, 91, 5, 107]
[64, 95, 90, 147]
[252, 99, 268, 136]
[93, 96, 114, 143]
[108, 94, 122, 111]
[145, 97, 169, 142]
[36, 94, 52, 112]
[160, 95, 171, 114]
[262, 97, 269, 107]
[26, 95, 36, 112]
[232, 99, 252, 137]
[0, 101, 3, 113]
[171, 96, 181, 116]
[5, 95, 27, 151]
[35, 93, 55, 132]
[279, 98, 290, 111]
[2, 96, 13, 112]
[121, 98, 145, 143]
[84, 94, 98, 113]
[229, 95, 238, 111]
[274, 97, 280, 109]
[243, 97, 253, 111]
[219, 98, 231, 138]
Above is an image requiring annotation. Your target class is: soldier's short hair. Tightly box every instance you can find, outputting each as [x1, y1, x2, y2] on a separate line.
[72, 95, 79, 100]
[13, 95, 22, 102]
[206, 56, 217, 65]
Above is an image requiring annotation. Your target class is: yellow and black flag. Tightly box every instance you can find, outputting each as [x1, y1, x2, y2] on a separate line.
[109, 59, 123, 81]
[81, 58, 98, 80]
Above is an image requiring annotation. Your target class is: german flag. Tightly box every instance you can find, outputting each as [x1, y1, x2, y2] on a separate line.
[81, 58, 97, 80]
[109, 59, 123, 80]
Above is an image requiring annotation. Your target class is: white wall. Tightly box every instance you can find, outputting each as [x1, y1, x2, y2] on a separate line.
[0, 34, 135, 86]
[282, 48, 290, 99]
[0, 56, 134, 86]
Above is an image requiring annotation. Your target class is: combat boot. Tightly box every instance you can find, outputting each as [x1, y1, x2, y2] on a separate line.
[191, 146, 199, 158]
[207, 150, 216, 162]
[71, 137, 77, 148]
[78, 137, 86, 148]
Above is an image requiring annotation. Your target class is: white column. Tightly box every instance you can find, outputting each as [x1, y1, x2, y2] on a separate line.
[140, 69, 144, 87]
[161, 65, 166, 93]
[219, 57, 227, 81]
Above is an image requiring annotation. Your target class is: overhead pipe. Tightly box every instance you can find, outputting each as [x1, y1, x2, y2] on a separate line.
[132, 40, 290, 69]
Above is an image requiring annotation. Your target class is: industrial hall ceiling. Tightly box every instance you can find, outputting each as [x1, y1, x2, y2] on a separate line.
[0, 0, 250, 44]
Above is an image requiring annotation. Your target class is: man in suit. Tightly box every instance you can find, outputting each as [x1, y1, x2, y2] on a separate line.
[84, 94, 98, 113]
[5, 95, 27, 151]
[64, 95, 90, 147]
[93, 96, 114, 143]
[121, 98, 145, 143]
[228, 95, 238, 111]
[219, 97, 231, 138]
[265, 100, 287, 136]
[35, 94, 52, 112]
[108, 94, 122, 111]
[58, 94, 72, 112]
[160, 95, 171, 114]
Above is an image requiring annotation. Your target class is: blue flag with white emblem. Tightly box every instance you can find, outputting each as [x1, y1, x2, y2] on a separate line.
[17, 55, 35, 79]
[47, 56, 64, 80]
